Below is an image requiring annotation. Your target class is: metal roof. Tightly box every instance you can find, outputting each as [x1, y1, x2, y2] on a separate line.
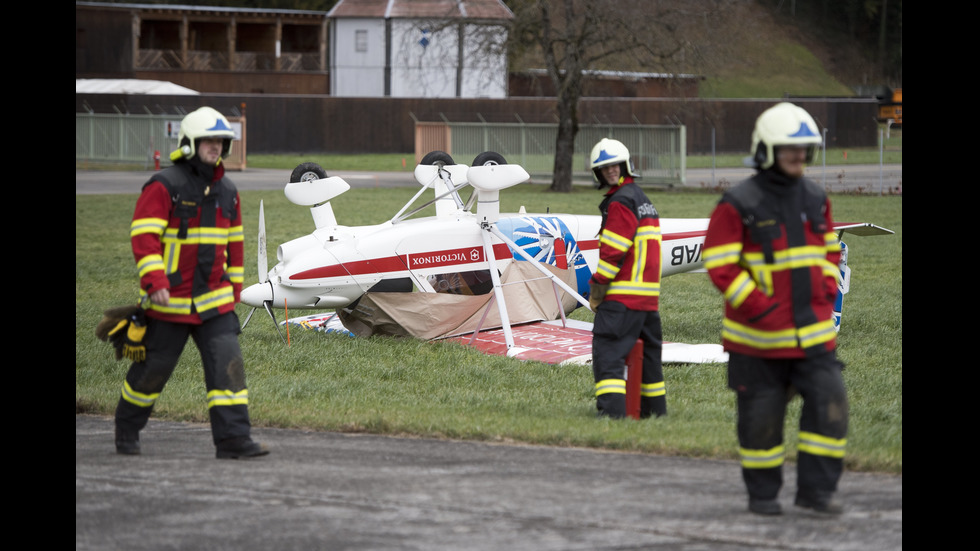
[328, 0, 513, 20]
[75, 79, 199, 95]
[76, 1, 327, 18]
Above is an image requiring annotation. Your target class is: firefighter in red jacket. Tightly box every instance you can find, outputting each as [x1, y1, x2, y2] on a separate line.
[588, 138, 666, 419]
[115, 106, 269, 459]
[703, 103, 847, 515]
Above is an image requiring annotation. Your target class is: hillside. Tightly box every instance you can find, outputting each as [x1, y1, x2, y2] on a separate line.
[505, 0, 890, 100]
[696, 2, 884, 98]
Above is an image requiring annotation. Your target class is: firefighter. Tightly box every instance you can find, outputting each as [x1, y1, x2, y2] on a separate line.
[703, 103, 847, 515]
[588, 138, 666, 419]
[114, 106, 269, 459]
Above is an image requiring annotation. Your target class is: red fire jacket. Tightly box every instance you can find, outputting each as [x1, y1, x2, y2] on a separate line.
[130, 162, 244, 324]
[703, 172, 841, 358]
[590, 178, 662, 311]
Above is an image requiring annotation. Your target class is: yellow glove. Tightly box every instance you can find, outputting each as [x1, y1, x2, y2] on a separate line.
[589, 282, 609, 310]
[96, 304, 147, 362]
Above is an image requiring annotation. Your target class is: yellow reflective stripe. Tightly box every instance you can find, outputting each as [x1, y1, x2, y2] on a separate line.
[227, 224, 244, 243]
[798, 319, 837, 348]
[824, 232, 840, 250]
[140, 291, 194, 315]
[599, 229, 632, 252]
[131, 217, 167, 238]
[197, 227, 232, 245]
[121, 381, 159, 408]
[636, 224, 661, 241]
[724, 271, 756, 308]
[743, 245, 832, 272]
[798, 431, 846, 459]
[226, 265, 244, 284]
[207, 388, 249, 408]
[163, 241, 180, 274]
[740, 445, 785, 469]
[161, 226, 231, 244]
[608, 281, 660, 296]
[632, 224, 661, 281]
[195, 286, 235, 312]
[779, 246, 832, 269]
[594, 378, 626, 396]
[641, 381, 665, 397]
[722, 318, 836, 350]
[722, 318, 798, 350]
[596, 259, 620, 279]
[703, 242, 741, 270]
[136, 254, 165, 278]
[138, 286, 235, 315]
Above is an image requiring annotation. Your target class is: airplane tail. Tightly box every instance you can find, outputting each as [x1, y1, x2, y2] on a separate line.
[831, 223, 894, 332]
[834, 241, 850, 332]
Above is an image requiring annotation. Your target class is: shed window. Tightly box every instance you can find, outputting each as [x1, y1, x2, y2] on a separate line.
[355, 30, 368, 52]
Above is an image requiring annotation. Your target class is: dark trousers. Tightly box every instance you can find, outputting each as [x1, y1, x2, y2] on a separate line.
[115, 311, 252, 445]
[728, 351, 849, 500]
[591, 301, 665, 418]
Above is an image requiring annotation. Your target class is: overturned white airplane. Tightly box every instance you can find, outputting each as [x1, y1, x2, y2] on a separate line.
[241, 151, 892, 364]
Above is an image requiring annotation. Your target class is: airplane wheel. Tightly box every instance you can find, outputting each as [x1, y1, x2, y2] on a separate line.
[472, 151, 507, 166]
[420, 151, 454, 166]
[290, 162, 328, 183]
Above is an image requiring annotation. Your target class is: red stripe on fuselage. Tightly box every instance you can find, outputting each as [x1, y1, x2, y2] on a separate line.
[292, 231, 703, 281]
[292, 243, 512, 280]
[577, 229, 706, 250]
[663, 230, 707, 241]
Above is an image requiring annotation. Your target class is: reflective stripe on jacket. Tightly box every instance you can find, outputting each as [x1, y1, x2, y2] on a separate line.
[703, 171, 841, 358]
[131, 162, 244, 324]
[591, 179, 662, 311]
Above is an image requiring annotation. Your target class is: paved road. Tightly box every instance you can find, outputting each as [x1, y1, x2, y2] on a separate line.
[75, 164, 902, 195]
[76, 414, 902, 551]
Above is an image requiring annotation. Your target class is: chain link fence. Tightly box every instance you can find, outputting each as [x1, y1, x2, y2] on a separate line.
[419, 122, 686, 186]
[76, 112, 246, 170]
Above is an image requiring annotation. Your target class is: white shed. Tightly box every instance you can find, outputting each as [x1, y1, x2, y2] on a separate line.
[328, 0, 513, 98]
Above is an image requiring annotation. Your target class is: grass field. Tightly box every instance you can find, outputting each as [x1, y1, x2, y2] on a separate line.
[75, 181, 902, 474]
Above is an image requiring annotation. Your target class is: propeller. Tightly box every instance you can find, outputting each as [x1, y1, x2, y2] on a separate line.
[241, 200, 286, 342]
[257, 199, 268, 283]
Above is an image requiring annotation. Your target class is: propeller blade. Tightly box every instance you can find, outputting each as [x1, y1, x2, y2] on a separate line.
[241, 306, 258, 329]
[258, 200, 268, 283]
[263, 300, 286, 343]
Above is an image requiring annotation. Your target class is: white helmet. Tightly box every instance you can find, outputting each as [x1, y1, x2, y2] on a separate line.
[590, 138, 636, 187]
[175, 107, 235, 161]
[747, 102, 822, 170]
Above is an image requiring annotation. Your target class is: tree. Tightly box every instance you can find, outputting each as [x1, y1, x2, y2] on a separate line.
[506, 0, 733, 192]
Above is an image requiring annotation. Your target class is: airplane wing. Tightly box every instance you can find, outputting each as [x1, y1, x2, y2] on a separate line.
[284, 314, 727, 365]
[444, 319, 728, 365]
[284, 312, 355, 336]
[833, 222, 895, 236]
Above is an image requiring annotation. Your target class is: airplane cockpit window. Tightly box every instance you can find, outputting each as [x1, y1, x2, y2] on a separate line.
[427, 270, 494, 295]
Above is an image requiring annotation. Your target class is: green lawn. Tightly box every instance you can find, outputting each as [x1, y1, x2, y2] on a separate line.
[76, 185, 901, 474]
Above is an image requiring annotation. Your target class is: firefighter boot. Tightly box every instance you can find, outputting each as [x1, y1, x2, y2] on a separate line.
[795, 490, 843, 515]
[748, 498, 782, 515]
[640, 396, 667, 419]
[216, 436, 270, 459]
[115, 427, 141, 455]
[596, 394, 626, 419]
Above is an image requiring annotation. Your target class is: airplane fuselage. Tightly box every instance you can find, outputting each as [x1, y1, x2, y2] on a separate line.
[241, 210, 709, 311]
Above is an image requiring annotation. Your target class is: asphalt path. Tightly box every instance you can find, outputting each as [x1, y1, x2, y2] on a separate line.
[76, 165, 902, 550]
[76, 414, 902, 551]
[75, 164, 902, 195]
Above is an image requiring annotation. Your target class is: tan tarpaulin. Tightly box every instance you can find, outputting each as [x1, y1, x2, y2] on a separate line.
[338, 262, 581, 340]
